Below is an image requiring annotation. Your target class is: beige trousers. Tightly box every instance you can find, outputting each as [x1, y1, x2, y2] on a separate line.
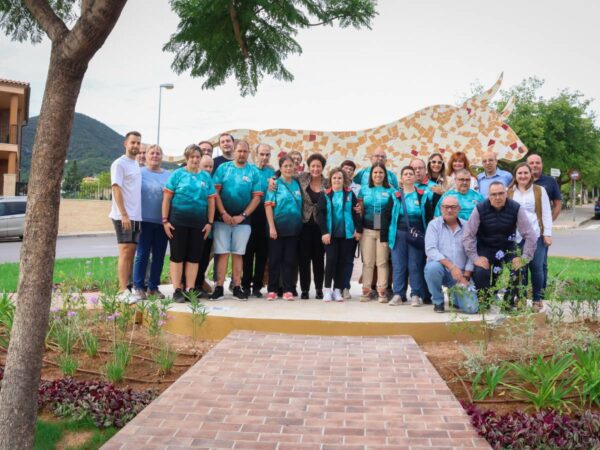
[360, 228, 389, 291]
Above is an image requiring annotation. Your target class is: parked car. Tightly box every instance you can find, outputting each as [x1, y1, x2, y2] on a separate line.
[0, 196, 27, 239]
[595, 197, 600, 219]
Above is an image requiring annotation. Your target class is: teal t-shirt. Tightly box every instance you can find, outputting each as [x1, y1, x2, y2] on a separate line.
[397, 190, 428, 231]
[358, 185, 395, 229]
[354, 167, 399, 188]
[265, 178, 303, 236]
[165, 168, 216, 228]
[434, 189, 484, 221]
[213, 161, 262, 222]
[254, 165, 276, 204]
[331, 191, 347, 237]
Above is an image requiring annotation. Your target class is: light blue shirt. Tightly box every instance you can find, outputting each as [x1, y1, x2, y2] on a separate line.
[140, 167, 171, 224]
[434, 189, 484, 221]
[425, 216, 474, 271]
[477, 168, 513, 197]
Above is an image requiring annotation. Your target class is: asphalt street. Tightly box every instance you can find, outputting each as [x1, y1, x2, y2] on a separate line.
[1, 222, 600, 263]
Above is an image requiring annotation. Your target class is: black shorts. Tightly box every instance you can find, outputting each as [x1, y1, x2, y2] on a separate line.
[169, 224, 205, 263]
[113, 219, 141, 244]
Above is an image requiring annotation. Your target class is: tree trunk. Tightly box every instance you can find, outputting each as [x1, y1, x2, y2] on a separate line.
[0, 45, 86, 450]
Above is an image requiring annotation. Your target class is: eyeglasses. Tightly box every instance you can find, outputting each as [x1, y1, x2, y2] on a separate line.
[489, 192, 506, 197]
[430, 160, 443, 165]
[441, 205, 459, 210]
[456, 178, 471, 182]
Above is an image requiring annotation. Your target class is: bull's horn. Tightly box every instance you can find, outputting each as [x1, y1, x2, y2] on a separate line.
[501, 95, 516, 120]
[465, 72, 503, 107]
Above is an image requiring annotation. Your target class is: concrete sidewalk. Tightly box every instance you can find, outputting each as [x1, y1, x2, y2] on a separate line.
[553, 203, 595, 229]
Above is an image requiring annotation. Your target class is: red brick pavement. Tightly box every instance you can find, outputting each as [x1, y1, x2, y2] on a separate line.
[102, 331, 490, 449]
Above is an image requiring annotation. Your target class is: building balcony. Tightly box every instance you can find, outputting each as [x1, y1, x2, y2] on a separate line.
[0, 143, 18, 153]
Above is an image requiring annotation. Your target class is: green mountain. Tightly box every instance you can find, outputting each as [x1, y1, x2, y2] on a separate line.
[20, 113, 126, 180]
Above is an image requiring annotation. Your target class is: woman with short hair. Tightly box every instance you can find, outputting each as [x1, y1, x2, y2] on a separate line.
[381, 166, 433, 307]
[264, 155, 304, 300]
[317, 168, 362, 302]
[297, 153, 329, 299]
[132, 144, 171, 301]
[162, 144, 216, 303]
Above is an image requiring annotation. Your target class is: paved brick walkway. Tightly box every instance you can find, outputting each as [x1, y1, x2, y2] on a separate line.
[102, 331, 490, 449]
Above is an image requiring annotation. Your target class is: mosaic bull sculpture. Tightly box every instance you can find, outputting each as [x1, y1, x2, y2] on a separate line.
[170, 73, 525, 169]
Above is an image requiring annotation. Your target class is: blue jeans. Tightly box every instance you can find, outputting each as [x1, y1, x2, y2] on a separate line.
[391, 230, 425, 298]
[424, 261, 479, 313]
[133, 221, 168, 291]
[520, 237, 547, 300]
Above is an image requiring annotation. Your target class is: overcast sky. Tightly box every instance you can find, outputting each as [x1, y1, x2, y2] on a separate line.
[1, 0, 598, 156]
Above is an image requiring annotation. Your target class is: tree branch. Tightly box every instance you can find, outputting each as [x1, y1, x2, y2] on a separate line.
[61, 0, 127, 63]
[229, 0, 249, 59]
[305, 15, 347, 27]
[22, 0, 69, 41]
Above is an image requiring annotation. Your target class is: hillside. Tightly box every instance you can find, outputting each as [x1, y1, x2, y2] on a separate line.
[20, 113, 126, 180]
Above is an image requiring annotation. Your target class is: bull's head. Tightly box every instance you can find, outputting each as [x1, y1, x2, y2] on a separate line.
[460, 73, 527, 163]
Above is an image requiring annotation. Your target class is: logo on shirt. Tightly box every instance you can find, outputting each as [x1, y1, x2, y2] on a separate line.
[295, 190, 301, 196]
[414, 200, 420, 206]
[200, 181, 206, 188]
[381, 192, 389, 197]
[242, 176, 250, 182]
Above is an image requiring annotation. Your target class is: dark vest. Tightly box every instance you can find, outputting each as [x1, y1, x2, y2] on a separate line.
[476, 199, 520, 253]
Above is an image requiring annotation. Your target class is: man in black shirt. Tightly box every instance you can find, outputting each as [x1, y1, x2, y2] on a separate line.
[212, 133, 235, 174]
[527, 154, 562, 221]
[527, 153, 562, 291]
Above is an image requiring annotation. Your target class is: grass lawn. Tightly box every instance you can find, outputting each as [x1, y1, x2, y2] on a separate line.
[0, 255, 598, 295]
[35, 416, 117, 450]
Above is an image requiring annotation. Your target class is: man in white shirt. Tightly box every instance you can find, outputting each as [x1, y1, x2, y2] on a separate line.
[109, 131, 142, 301]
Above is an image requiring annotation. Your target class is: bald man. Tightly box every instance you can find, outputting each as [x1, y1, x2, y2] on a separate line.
[353, 146, 399, 188]
[476, 151, 513, 197]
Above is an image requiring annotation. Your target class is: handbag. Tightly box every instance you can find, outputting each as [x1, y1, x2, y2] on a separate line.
[399, 190, 425, 249]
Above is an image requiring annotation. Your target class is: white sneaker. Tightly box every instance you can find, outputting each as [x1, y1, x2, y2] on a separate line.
[323, 289, 333, 302]
[117, 290, 136, 304]
[333, 289, 343, 302]
[342, 288, 351, 300]
[411, 295, 422, 307]
[389, 295, 402, 306]
[131, 288, 147, 303]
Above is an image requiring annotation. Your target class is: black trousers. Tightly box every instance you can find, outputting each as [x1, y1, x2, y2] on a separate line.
[472, 247, 523, 306]
[268, 236, 299, 293]
[298, 222, 325, 293]
[242, 211, 268, 291]
[324, 237, 355, 290]
[194, 237, 213, 289]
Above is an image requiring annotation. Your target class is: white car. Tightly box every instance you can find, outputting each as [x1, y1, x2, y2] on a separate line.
[0, 197, 26, 239]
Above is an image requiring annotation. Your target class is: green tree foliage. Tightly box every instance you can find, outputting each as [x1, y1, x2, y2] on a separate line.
[164, 0, 377, 96]
[62, 159, 80, 196]
[496, 78, 600, 187]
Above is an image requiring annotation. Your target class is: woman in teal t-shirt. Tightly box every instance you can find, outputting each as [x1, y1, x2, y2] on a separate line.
[381, 166, 432, 307]
[264, 155, 303, 301]
[162, 144, 216, 303]
[317, 168, 362, 302]
[357, 163, 396, 303]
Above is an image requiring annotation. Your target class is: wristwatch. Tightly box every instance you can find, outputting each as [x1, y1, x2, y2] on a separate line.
[241, 212, 248, 218]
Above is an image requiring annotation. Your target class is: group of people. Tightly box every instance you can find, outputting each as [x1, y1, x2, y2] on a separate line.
[109, 131, 562, 313]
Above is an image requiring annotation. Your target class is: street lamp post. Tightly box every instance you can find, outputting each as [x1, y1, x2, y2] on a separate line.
[157, 83, 174, 146]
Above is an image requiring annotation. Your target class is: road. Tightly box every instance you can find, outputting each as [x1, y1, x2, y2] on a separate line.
[1, 223, 599, 264]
